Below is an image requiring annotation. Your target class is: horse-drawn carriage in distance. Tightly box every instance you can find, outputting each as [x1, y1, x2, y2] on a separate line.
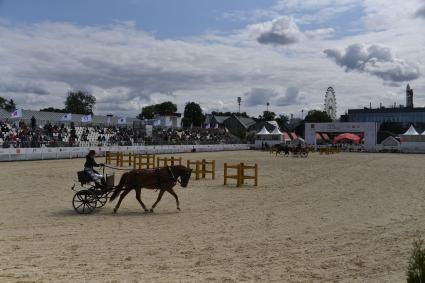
[71, 169, 116, 214]
[269, 143, 309, 158]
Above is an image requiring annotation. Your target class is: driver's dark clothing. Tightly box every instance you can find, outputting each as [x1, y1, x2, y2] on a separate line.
[84, 154, 105, 188]
[85, 155, 100, 170]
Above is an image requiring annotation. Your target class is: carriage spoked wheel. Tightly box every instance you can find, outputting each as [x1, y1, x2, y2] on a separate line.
[72, 190, 97, 214]
[95, 193, 108, 208]
[93, 187, 114, 208]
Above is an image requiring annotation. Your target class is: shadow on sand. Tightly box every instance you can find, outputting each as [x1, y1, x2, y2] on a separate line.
[49, 208, 181, 218]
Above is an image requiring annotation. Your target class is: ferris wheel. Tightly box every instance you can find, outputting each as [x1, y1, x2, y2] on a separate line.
[324, 87, 337, 120]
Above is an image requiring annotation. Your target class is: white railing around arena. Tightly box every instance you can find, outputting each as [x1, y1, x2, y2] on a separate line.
[0, 144, 251, 161]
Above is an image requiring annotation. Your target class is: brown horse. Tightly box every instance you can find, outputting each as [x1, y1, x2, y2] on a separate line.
[109, 165, 192, 214]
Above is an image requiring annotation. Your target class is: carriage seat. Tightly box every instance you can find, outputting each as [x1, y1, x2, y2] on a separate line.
[77, 171, 93, 185]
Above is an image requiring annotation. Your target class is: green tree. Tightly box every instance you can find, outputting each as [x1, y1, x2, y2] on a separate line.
[40, 107, 67, 113]
[0, 97, 16, 112]
[4, 99, 16, 112]
[183, 102, 204, 127]
[0, 96, 8, 110]
[154, 101, 177, 115]
[138, 105, 156, 119]
[276, 114, 289, 129]
[258, 111, 276, 121]
[304, 110, 332, 123]
[407, 238, 425, 283]
[65, 90, 96, 115]
[138, 101, 177, 119]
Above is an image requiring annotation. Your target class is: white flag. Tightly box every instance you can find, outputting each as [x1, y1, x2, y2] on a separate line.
[205, 123, 210, 129]
[81, 115, 92, 123]
[215, 124, 219, 129]
[11, 109, 22, 118]
[118, 117, 127, 124]
[61, 113, 72, 121]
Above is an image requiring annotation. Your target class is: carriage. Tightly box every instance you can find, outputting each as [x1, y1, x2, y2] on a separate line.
[270, 144, 309, 158]
[71, 163, 192, 214]
[71, 169, 116, 214]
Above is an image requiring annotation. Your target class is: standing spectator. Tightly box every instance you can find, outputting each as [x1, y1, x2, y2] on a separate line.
[31, 116, 36, 129]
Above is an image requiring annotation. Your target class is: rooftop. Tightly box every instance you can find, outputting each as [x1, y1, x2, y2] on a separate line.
[348, 107, 425, 114]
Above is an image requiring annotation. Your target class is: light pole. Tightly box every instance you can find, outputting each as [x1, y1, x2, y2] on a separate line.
[301, 109, 304, 119]
[266, 102, 270, 112]
[237, 97, 241, 114]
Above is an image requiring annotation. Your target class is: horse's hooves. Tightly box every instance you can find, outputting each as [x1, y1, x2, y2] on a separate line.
[177, 207, 181, 211]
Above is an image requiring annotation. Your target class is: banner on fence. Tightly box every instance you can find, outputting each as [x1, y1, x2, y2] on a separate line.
[0, 144, 251, 161]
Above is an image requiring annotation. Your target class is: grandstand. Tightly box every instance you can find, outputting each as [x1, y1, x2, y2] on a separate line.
[0, 108, 236, 148]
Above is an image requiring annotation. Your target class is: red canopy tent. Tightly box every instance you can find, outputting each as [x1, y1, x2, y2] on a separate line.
[333, 133, 361, 144]
[290, 132, 298, 140]
[315, 133, 322, 140]
[322, 133, 330, 140]
[282, 132, 291, 141]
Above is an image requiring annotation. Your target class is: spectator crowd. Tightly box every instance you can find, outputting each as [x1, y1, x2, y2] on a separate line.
[1, 118, 235, 148]
[154, 128, 233, 145]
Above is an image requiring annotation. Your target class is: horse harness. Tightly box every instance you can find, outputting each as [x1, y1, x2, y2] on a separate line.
[154, 166, 180, 191]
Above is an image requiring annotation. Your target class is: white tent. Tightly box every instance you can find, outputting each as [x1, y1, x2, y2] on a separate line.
[403, 125, 419, 135]
[271, 127, 283, 135]
[257, 126, 270, 136]
[381, 136, 400, 146]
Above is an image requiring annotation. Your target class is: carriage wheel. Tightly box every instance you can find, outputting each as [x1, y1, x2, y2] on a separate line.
[72, 190, 97, 214]
[96, 193, 108, 208]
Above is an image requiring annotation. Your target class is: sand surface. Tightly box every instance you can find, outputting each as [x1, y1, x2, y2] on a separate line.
[1, 150, 425, 282]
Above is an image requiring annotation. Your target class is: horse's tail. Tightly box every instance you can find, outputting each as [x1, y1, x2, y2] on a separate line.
[109, 172, 128, 202]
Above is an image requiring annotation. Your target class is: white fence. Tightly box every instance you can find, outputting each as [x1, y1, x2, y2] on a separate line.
[0, 144, 251, 162]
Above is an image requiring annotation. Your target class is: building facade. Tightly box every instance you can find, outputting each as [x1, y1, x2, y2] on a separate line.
[347, 107, 425, 124]
[345, 84, 424, 125]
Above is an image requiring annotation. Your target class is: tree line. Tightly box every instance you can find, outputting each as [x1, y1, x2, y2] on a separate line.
[0, 97, 16, 112]
[39, 90, 96, 115]
[1, 90, 334, 129]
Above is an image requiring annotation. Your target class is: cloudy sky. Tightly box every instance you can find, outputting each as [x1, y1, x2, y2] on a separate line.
[0, 0, 424, 118]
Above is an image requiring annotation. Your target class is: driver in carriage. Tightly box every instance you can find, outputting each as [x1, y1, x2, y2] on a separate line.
[84, 150, 106, 191]
[296, 142, 302, 151]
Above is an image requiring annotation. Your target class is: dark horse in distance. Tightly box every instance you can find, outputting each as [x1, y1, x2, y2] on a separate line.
[109, 165, 192, 213]
[272, 144, 290, 156]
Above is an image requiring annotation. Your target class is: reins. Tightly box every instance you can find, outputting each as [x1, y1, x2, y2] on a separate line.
[102, 164, 185, 187]
[102, 164, 133, 171]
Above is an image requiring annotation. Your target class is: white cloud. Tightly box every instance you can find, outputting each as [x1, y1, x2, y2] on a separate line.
[362, 0, 424, 30]
[244, 88, 278, 106]
[0, 0, 425, 118]
[252, 16, 301, 45]
[304, 28, 335, 39]
[324, 44, 421, 85]
[1, 21, 319, 116]
[251, 16, 335, 46]
[275, 87, 303, 106]
[416, 2, 425, 18]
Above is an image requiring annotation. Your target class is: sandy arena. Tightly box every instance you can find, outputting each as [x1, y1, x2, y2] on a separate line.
[1, 150, 425, 282]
